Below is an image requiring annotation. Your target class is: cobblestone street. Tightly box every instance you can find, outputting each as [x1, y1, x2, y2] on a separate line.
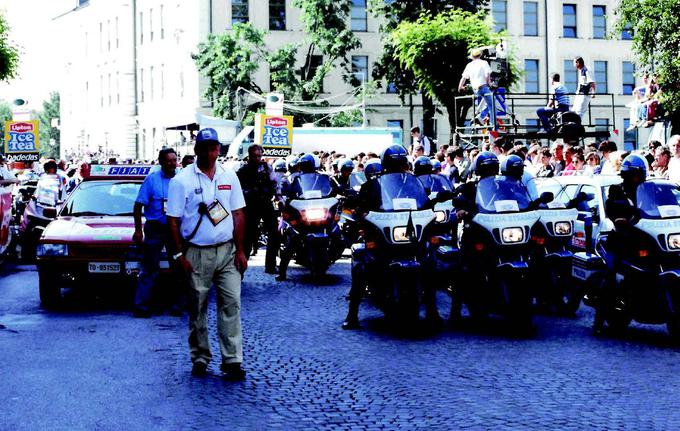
[2, 254, 680, 430]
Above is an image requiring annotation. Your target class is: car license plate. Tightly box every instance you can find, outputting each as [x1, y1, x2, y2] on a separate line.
[88, 262, 121, 273]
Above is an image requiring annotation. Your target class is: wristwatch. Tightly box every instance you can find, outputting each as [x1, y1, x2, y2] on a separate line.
[171, 252, 183, 261]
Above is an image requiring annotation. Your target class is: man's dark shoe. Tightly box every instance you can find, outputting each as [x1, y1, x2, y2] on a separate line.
[221, 363, 246, 381]
[264, 266, 278, 275]
[342, 317, 360, 330]
[191, 361, 208, 377]
[275, 274, 287, 282]
[132, 308, 151, 318]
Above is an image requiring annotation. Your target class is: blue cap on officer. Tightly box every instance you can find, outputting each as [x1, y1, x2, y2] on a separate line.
[196, 128, 220, 146]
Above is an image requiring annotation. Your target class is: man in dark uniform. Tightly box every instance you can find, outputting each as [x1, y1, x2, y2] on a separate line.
[331, 159, 354, 196]
[592, 154, 647, 335]
[236, 144, 279, 274]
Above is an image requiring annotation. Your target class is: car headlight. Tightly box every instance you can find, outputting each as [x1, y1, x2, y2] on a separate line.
[393, 226, 410, 242]
[36, 243, 68, 257]
[668, 234, 680, 250]
[554, 221, 572, 235]
[435, 211, 447, 223]
[303, 208, 327, 221]
[501, 227, 524, 244]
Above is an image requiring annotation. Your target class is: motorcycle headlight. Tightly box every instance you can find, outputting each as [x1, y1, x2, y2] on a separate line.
[554, 221, 572, 235]
[501, 227, 524, 244]
[36, 243, 68, 257]
[435, 211, 447, 223]
[303, 208, 327, 221]
[668, 234, 680, 250]
[392, 226, 409, 242]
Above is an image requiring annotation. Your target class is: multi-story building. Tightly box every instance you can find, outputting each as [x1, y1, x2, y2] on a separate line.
[55, 0, 645, 159]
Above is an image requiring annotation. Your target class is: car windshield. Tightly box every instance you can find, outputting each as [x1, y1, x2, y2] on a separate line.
[290, 173, 333, 199]
[418, 174, 453, 193]
[61, 180, 141, 217]
[476, 176, 532, 214]
[636, 180, 680, 219]
[377, 173, 428, 211]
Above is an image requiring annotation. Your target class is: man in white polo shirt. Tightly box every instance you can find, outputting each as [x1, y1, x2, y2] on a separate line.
[458, 48, 495, 129]
[166, 127, 248, 380]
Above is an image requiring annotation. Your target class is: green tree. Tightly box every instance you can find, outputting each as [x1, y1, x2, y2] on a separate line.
[390, 10, 517, 140]
[38, 92, 60, 159]
[194, 1, 363, 126]
[371, 0, 488, 139]
[616, 0, 680, 132]
[0, 12, 19, 82]
[0, 100, 12, 149]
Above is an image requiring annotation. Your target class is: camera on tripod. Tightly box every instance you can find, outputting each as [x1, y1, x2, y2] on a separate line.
[473, 40, 510, 89]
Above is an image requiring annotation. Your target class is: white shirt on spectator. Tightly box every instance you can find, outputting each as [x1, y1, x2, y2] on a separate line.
[462, 59, 491, 90]
[668, 157, 680, 185]
[166, 162, 245, 246]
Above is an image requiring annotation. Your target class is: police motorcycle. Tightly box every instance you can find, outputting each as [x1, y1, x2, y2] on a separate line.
[576, 155, 680, 339]
[528, 175, 583, 315]
[414, 157, 459, 279]
[278, 154, 343, 278]
[348, 146, 446, 326]
[453, 154, 552, 326]
[21, 163, 64, 261]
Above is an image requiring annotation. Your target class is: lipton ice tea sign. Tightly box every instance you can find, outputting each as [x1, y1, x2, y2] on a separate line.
[255, 114, 293, 157]
[4, 121, 40, 162]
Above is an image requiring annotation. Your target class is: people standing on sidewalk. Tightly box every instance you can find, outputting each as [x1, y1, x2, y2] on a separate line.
[166, 128, 248, 380]
[132, 148, 182, 318]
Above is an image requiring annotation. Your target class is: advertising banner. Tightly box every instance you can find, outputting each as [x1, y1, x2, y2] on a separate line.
[255, 114, 293, 158]
[4, 120, 40, 162]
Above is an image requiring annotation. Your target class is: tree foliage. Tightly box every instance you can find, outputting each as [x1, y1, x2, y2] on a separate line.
[0, 13, 19, 82]
[390, 10, 517, 136]
[194, 1, 363, 126]
[39, 92, 60, 159]
[0, 100, 11, 149]
[615, 0, 680, 124]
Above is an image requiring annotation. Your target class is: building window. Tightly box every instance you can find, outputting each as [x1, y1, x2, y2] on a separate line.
[78, 0, 90, 6]
[623, 119, 637, 150]
[107, 20, 111, 52]
[563, 4, 577, 38]
[150, 66, 155, 100]
[592, 6, 606, 39]
[140, 68, 145, 102]
[622, 62, 635, 96]
[621, 23, 633, 40]
[139, 12, 143, 44]
[150, 8, 154, 42]
[594, 61, 607, 94]
[160, 5, 164, 39]
[524, 59, 539, 93]
[595, 118, 609, 141]
[351, 0, 367, 32]
[523, 1, 538, 36]
[99, 22, 103, 52]
[386, 81, 398, 94]
[269, 0, 286, 30]
[115, 17, 119, 48]
[232, 0, 249, 25]
[564, 59, 578, 94]
[492, 0, 507, 32]
[116, 72, 120, 104]
[352, 55, 369, 84]
[387, 120, 404, 142]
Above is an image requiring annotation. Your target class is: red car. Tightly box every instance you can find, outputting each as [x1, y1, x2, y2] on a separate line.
[36, 165, 171, 308]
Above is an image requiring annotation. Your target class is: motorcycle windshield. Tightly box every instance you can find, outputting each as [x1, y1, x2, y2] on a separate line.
[377, 173, 428, 211]
[417, 174, 453, 194]
[349, 172, 366, 190]
[476, 176, 532, 214]
[636, 180, 680, 219]
[290, 173, 333, 199]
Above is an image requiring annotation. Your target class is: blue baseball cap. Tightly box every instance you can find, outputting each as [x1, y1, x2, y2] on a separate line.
[196, 128, 220, 146]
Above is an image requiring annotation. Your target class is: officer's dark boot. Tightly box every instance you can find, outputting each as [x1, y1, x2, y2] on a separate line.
[276, 251, 291, 281]
[424, 286, 442, 327]
[264, 232, 279, 274]
[342, 300, 361, 330]
[449, 297, 463, 326]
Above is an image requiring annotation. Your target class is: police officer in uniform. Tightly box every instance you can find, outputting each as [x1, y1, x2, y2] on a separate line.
[331, 158, 354, 196]
[236, 144, 279, 274]
[592, 154, 647, 335]
[166, 128, 248, 379]
[132, 148, 180, 318]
